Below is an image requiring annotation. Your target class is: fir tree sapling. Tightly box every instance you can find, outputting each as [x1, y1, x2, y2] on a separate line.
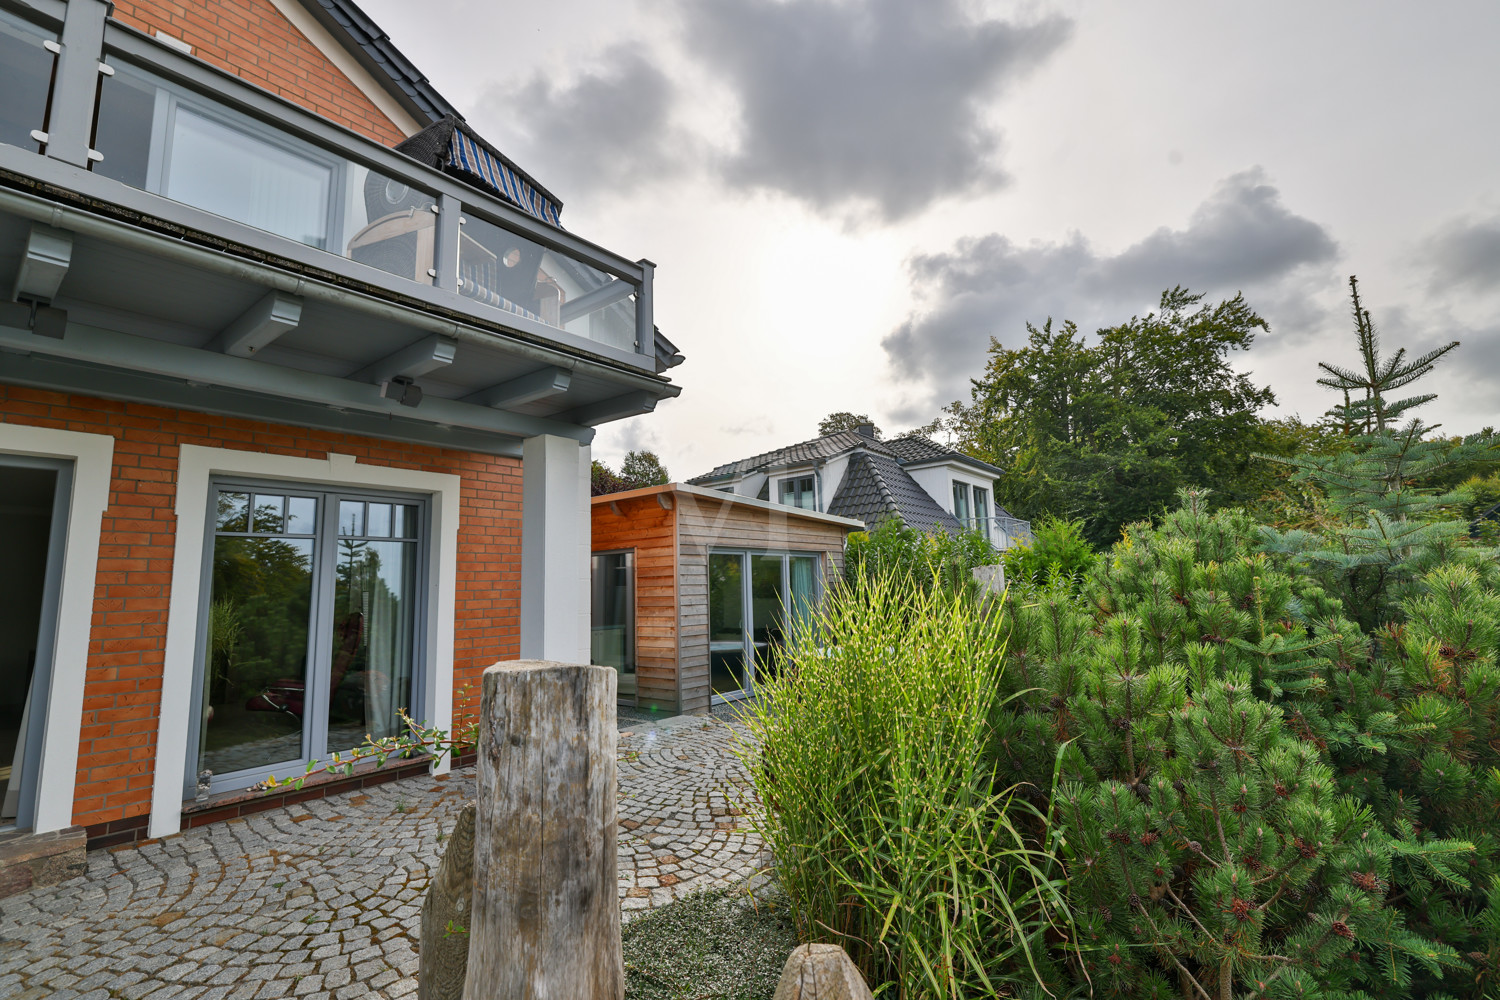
[1262, 275, 1500, 628]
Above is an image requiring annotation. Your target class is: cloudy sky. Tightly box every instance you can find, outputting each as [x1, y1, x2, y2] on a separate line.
[362, 0, 1500, 478]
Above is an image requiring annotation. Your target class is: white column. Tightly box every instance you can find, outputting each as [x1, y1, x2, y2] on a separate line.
[521, 434, 591, 663]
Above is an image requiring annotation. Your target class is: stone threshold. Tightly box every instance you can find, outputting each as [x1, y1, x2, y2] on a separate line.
[84, 755, 441, 852]
[0, 826, 87, 900]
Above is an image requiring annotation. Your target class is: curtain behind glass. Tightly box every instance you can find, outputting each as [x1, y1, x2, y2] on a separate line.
[167, 107, 332, 248]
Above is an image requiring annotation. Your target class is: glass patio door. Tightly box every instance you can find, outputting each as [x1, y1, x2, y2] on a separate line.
[590, 551, 636, 704]
[193, 483, 424, 795]
[709, 551, 822, 701]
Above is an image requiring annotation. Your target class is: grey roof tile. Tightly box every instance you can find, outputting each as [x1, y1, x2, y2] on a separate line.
[827, 451, 964, 536]
[688, 429, 895, 483]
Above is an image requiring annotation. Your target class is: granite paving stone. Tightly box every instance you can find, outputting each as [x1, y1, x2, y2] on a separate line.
[0, 713, 759, 997]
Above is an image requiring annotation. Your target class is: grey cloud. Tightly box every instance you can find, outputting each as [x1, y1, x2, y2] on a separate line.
[683, 0, 1072, 222]
[1424, 214, 1500, 293]
[882, 170, 1339, 419]
[476, 47, 697, 205]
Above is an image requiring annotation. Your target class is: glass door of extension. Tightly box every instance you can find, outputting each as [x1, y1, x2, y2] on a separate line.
[590, 551, 636, 704]
[189, 482, 427, 796]
[708, 551, 821, 702]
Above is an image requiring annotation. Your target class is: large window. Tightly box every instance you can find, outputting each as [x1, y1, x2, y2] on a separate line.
[779, 476, 816, 510]
[972, 487, 991, 540]
[590, 551, 635, 704]
[191, 482, 426, 794]
[953, 482, 971, 525]
[708, 551, 821, 700]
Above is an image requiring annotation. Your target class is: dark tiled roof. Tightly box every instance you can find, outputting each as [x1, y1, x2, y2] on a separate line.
[689, 429, 893, 483]
[300, 0, 462, 126]
[884, 435, 1006, 476]
[827, 452, 963, 536]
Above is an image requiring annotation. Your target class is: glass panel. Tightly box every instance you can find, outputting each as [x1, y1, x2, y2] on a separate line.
[460, 212, 637, 351]
[167, 105, 333, 248]
[0, 11, 56, 154]
[751, 555, 787, 684]
[798, 477, 817, 510]
[94, 63, 437, 283]
[953, 483, 970, 524]
[973, 489, 990, 538]
[590, 553, 635, 701]
[0, 465, 58, 820]
[338, 500, 364, 536]
[709, 554, 746, 695]
[216, 491, 249, 532]
[327, 536, 418, 752]
[251, 494, 285, 533]
[285, 496, 317, 535]
[394, 504, 419, 538]
[789, 556, 818, 633]
[199, 534, 314, 780]
[365, 503, 392, 538]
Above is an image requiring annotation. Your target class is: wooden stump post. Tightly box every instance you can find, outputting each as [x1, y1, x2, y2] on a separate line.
[464, 661, 620, 1000]
[419, 801, 476, 1000]
[772, 944, 874, 1000]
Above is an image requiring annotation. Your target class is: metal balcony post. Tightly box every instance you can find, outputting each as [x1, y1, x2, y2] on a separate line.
[434, 193, 461, 293]
[46, 0, 111, 168]
[634, 258, 655, 359]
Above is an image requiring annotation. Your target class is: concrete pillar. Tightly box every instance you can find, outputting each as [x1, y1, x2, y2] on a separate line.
[520, 434, 591, 663]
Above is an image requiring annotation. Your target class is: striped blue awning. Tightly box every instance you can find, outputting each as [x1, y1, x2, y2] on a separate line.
[446, 131, 563, 227]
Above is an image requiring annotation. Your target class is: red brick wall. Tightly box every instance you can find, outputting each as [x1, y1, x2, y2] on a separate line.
[0, 386, 521, 829]
[110, 0, 409, 147]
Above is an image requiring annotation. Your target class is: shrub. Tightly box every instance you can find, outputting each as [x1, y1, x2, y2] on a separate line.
[738, 571, 1066, 997]
[843, 516, 997, 597]
[1001, 517, 1097, 590]
[992, 490, 1471, 999]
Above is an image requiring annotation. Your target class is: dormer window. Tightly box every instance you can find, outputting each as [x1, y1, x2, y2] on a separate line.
[952, 481, 970, 524]
[780, 476, 816, 510]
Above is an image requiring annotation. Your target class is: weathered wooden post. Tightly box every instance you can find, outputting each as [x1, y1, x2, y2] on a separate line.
[418, 801, 476, 1000]
[773, 944, 874, 1000]
[463, 661, 621, 1000]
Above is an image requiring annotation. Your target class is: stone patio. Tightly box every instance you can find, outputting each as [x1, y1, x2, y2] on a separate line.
[0, 714, 762, 1000]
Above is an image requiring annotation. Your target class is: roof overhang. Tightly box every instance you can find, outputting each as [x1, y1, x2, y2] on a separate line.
[593, 482, 865, 530]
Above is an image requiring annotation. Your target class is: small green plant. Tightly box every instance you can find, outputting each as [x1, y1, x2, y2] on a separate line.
[443, 920, 468, 939]
[394, 799, 410, 814]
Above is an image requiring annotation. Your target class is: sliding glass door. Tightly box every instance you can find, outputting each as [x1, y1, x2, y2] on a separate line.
[708, 551, 821, 701]
[191, 481, 426, 795]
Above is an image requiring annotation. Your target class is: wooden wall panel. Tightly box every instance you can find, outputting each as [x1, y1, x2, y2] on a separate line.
[591, 497, 678, 713]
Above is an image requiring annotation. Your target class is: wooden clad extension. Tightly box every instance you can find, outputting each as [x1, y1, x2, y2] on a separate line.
[591, 484, 856, 716]
[593, 493, 679, 712]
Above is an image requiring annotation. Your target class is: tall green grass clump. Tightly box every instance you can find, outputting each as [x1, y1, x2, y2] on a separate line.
[739, 571, 1066, 998]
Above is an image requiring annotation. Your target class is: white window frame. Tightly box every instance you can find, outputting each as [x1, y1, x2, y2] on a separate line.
[151, 447, 460, 838]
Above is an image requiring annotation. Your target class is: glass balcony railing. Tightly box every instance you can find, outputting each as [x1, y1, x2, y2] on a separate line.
[91, 62, 439, 286]
[0, 9, 58, 155]
[459, 212, 638, 354]
[0, 3, 652, 363]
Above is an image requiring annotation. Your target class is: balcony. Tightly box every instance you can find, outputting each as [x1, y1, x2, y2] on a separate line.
[977, 514, 1033, 550]
[0, 0, 677, 452]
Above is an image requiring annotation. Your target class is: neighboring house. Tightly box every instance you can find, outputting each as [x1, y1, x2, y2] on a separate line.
[689, 424, 1031, 548]
[0, 0, 680, 884]
[591, 484, 858, 713]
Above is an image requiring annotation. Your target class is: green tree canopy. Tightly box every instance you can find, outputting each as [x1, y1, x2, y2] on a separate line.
[817, 411, 880, 438]
[620, 449, 670, 487]
[949, 287, 1279, 546]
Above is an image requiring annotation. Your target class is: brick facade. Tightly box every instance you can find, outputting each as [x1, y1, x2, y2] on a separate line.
[110, 0, 409, 146]
[0, 385, 521, 830]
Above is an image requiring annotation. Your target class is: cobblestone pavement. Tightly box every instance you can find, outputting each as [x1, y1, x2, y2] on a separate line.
[0, 714, 761, 1000]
